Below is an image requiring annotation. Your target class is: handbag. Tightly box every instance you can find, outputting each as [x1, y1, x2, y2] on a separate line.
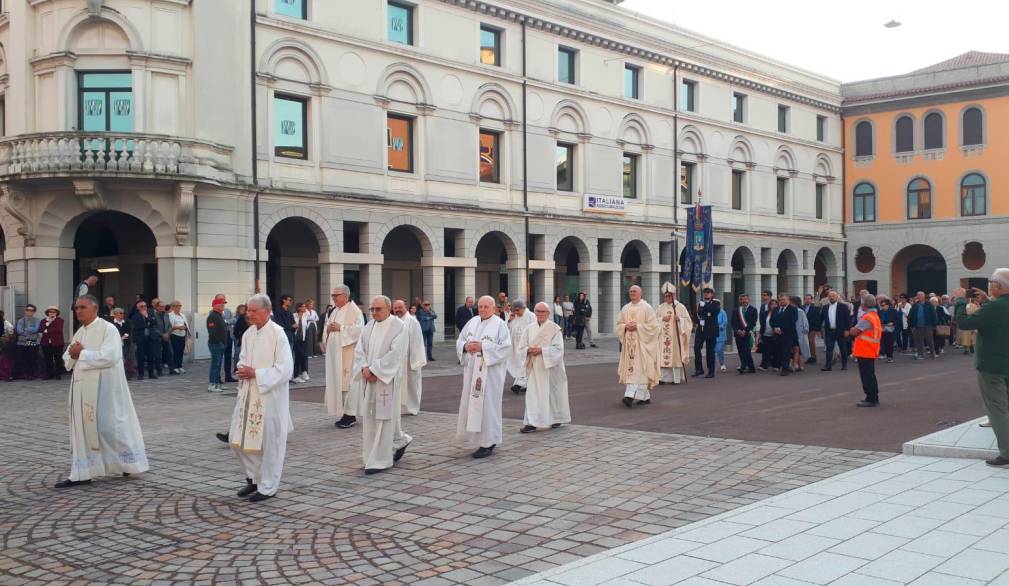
[935, 325, 951, 336]
[183, 323, 193, 355]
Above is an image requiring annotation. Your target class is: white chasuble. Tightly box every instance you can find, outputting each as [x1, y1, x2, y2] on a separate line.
[657, 301, 693, 384]
[519, 320, 571, 428]
[456, 314, 512, 448]
[352, 315, 411, 470]
[322, 301, 364, 417]
[63, 318, 148, 481]
[400, 314, 427, 416]
[506, 311, 537, 386]
[229, 321, 293, 496]
[616, 300, 660, 390]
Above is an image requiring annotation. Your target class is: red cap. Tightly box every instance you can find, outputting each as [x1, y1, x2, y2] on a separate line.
[212, 294, 227, 305]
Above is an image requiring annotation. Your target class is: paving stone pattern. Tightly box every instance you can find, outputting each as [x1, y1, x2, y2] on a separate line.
[0, 364, 887, 585]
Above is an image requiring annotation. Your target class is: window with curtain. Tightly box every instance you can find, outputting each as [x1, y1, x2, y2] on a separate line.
[853, 182, 875, 223]
[556, 143, 574, 191]
[924, 112, 944, 150]
[907, 178, 932, 219]
[479, 130, 500, 183]
[963, 107, 983, 146]
[479, 25, 501, 66]
[680, 162, 694, 204]
[895, 116, 914, 153]
[961, 173, 986, 216]
[855, 121, 873, 156]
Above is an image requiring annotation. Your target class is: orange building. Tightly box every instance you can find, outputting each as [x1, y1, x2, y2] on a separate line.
[842, 52, 1009, 296]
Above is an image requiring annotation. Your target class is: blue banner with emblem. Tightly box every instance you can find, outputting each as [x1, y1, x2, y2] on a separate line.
[680, 204, 714, 291]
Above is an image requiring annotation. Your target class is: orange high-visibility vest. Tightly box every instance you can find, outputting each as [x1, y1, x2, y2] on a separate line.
[852, 311, 882, 359]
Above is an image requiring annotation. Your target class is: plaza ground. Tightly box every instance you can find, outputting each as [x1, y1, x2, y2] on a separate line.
[0, 339, 994, 585]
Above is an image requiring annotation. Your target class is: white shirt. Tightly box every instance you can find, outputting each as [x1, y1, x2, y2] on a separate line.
[553, 303, 563, 317]
[827, 302, 838, 329]
[168, 312, 188, 337]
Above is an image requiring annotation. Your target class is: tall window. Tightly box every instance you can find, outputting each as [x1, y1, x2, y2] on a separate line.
[853, 183, 876, 223]
[816, 115, 827, 142]
[680, 80, 696, 112]
[854, 121, 873, 157]
[624, 65, 640, 99]
[963, 107, 983, 146]
[815, 184, 825, 220]
[387, 114, 414, 172]
[680, 162, 694, 204]
[731, 170, 744, 210]
[387, 1, 413, 45]
[777, 105, 789, 133]
[79, 72, 133, 134]
[0, 96, 5, 137]
[907, 178, 932, 219]
[274, 0, 306, 18]
[479, 25, 501, 66]
[961, 173, 987, 216]
[924, 112, 944, 150]
[895, 116, 914, 153]
[479, 130, 500, 183]
[558, 47, 576, 84]
[273, 94, 307, 159]
[776, 177, 787, 215]
[622, 153, 639, 198]
[732, 93, 746, 123]
[556, 143, 574, 191]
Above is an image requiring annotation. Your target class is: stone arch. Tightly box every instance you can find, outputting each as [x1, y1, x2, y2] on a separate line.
[51, 200, 172, 250]
[473, 230, 519, 299]
[549, 234, 591, 264]
[678, 124, 707, 156]
[372, 216, 436, 257]
[259, 38, 330, 86]
[470, 82, 518, 123]
[774, 145, 797, 172]
[892, 244, 948, 296]
[549, 100, 590, 135]
[727, 135, 754, 165]
[814, 153, 833, 178]
[466, 223, 521, 259]
[376, 62, 433, 106]
[57, 8, 144, 53]
[260, 206, 333, 253]
[814, 247, 840, 290]
[775, 249, 800, 295]
[620, 239, 654, 271]
[266, 216, 326, 303]
[617, 113, 651, 147]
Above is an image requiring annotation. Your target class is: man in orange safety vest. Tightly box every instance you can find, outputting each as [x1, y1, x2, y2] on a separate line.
[849, 293, 882, 407]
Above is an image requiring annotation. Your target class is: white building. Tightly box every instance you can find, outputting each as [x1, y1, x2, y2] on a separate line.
[0, 0, 844, 340]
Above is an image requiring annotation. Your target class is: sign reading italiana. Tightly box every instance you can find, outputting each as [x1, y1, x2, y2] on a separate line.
[583, 194, 626, 214]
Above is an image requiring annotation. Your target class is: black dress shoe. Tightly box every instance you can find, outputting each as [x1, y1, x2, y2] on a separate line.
[216, 432, 230, 443]
[472, 445, 495, 459]
[635, 399, 651, 405]
[335, 415, 357, 429]
[394, 443, 409, 462]
[520, 425, 537, 433]
[622, 397, 634, 408]
[429, 357, 436, 361]
[590, 344, 597, 348]
[510, 384, 521, 394]
[122, 473, 130, 477]
[691, 371, 705, 377]
[821, 367, 832, 371]
[985, 456, 1009, 467]
[225, 377, 238, 383]
[54, 479, 92, 488]
[704, 373, 715, 379]
[805, 358, 817, 364]
[364, 468, 386, 475]
[551, 423, 562, 429]
[841, 366, 848, 371]
[237, 480, 258, 497]
[855, 400, 878, 407]
[248, 491, 274, 502]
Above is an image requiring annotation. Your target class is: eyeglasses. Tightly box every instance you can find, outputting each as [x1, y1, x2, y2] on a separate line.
[368, 307, 384, 312]
[25, 308, 35, 312]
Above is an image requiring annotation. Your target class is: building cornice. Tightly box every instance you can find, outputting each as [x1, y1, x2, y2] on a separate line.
[437, 0, 840, 113]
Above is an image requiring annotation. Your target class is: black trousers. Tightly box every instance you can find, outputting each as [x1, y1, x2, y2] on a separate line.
[293, 337, 308, 377]
[735, 334, 754, 371]
[881, 331, 896, 359]
[170, 334, 186, 370]
[42, 345, 64, 379]
[858, 357, 879, 403]
[694, 334, 716, 374]
[824, 328, 848, 369]
[774, 334, 795, 371]
[759, 336, 776, 368]
[574, 325, 585, 347]
[13, 345, 39, 379]
[135, 338, 157, 376]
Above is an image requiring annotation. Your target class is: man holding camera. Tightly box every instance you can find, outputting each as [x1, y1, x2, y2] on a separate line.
[954, 269, 1009, 467]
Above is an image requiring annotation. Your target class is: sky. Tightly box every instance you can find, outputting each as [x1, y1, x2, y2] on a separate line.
[621, 0, 1009, 82]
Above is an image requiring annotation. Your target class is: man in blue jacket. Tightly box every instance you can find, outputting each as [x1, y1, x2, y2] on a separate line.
[908, 291, 937, 359]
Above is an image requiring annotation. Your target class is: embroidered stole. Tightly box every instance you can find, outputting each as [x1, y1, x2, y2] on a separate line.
[70, 324, 106, 452]
[364, 319, 397, 421]
[464, 320, 494, 433]
[339, 303, 362, 389]
[526, 321, 561, 371]
[231, 325, 277, 453]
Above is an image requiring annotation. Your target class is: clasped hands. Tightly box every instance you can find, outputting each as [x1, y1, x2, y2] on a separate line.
[327, 322, 341, 333]
[361, 366, 379, 383]
[68, 341, 84, 359]
[465, 341, 483, 354]
[236, 365, 257, 380]
[526, 345, 543, 356]
[625, 321, 638, 332]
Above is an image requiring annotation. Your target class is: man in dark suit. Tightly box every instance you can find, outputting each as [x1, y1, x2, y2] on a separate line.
[771, 293, 799, 375]
[272, 294, 296, 349]
[802, 293, 822, 364]
[130, 299, 162, 379]
[758, 290, 775, 370]
[455, 296, 477, 334]
[692, 288, 721, 379]
[732, 293, 759, 374]
[821, 289, 852, 371]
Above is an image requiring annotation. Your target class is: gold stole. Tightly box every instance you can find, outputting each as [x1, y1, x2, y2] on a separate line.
[660, 306, 676, 368]
[526, 321, 561, 371]
[625, 306, 640, 377]
[71, 324, 107, 452]
[231, 325, 276, 453]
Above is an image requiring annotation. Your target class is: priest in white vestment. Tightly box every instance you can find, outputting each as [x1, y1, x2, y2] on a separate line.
[657, 283, 693, 385]
[456, 295, 512, 458]
[352, 296, 412, 473]
[616, 285, 660, 407]
[506, 300, 536, 394]
[230, 294, 294, 502]
[322, 285, 365, 429]
[393, 299, 427, 416]
[56, 295, 149, 488]
[519, 302, 571, 433]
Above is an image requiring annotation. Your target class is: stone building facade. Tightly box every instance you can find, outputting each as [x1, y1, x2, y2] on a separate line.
[0, 0, 844, 341]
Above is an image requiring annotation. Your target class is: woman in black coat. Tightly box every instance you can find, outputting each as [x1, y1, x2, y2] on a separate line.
[573, 292, 592, 350]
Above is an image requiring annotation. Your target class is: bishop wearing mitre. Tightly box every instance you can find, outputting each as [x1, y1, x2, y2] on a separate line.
[657, 283, 693, 385]
[519, 302, 571, 433]
[392, 299, 427, 415]
[506, 300, 536, 394]
[323, 285, 364, 429]
[56, 295, 149, 488]
[456, 295, 512, 459]
[616, 285, 660, 408]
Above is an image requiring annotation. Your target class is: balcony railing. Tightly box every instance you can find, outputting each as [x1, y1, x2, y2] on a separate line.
[0, 132, 235, 181]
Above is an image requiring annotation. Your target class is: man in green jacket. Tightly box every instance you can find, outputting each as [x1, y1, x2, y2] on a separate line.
[955, 268, 1009, 467]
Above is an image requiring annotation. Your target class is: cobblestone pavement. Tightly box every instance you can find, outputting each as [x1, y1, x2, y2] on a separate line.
[0, 367, 889, 585]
